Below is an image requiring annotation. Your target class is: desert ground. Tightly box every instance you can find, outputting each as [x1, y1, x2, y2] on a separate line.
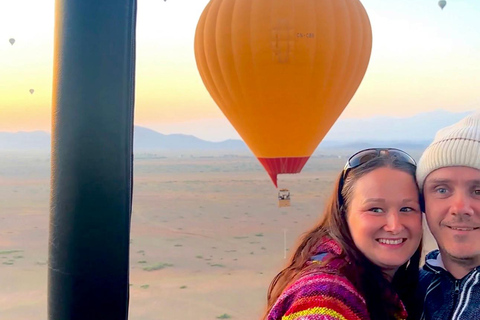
[0, 149, 436, 320]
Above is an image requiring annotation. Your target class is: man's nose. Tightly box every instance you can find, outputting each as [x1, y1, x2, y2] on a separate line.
[450, 192, 474, 216]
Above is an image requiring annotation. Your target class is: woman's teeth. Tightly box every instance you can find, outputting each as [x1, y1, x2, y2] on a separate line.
[377, 239, 404, 245]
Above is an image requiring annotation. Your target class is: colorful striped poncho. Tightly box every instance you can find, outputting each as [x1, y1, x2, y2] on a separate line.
[266, 239, 408, 320]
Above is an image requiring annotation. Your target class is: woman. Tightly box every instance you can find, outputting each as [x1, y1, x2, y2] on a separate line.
[263, 148, 423, 320]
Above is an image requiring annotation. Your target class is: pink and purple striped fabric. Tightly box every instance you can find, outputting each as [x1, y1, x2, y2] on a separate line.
[267, 239, 408, 320]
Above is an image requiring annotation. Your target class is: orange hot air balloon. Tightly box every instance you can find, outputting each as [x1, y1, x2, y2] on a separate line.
[194, 0, 372, 187]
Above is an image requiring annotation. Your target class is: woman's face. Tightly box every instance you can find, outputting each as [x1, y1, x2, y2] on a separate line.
[346, 167, 423, 278]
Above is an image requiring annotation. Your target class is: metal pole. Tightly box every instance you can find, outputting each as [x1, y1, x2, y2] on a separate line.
[49, 0, 136, 319]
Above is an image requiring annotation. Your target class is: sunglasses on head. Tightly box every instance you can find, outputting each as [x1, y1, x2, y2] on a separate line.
[338, 148, 417, 201]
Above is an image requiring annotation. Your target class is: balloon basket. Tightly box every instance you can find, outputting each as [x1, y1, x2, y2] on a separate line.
[278, 188, 291, 207]
[278, 199, 290, 207]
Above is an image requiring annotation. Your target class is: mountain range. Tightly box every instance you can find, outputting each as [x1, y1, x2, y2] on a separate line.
[0, 109, 474, 152]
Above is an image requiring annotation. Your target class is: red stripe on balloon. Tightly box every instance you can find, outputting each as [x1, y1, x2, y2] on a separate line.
[258, 157, 310, 187]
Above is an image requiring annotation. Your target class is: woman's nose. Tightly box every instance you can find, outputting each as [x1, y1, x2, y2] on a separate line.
[384, 212, 405, 234]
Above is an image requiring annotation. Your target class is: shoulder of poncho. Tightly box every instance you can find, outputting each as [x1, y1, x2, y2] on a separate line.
[287, 271, 366, 305]
[268, 270, 370, 320]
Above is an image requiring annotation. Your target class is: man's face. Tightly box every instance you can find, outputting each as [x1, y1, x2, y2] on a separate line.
[423, 167, 480, 263]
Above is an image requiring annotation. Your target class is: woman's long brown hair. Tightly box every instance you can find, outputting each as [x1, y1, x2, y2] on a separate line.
[262, 155, 423, 320]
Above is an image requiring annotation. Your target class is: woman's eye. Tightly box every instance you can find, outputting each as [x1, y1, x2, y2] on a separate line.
[369, 208, 383, 213]
[400, 207, 414, 213]
[474, 189, 480, 196]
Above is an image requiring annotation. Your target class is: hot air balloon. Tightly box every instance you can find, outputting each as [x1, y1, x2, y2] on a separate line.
[9, 38, 15, 45]
[194, 0, 372, 187]
[29, 89, 34, 94]
[439, 0, 446, 10]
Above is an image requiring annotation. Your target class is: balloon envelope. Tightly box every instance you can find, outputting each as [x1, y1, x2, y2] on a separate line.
[439, 0, 446, 9]
[9, 38, 15, 45]
[29, 89, 34, 94]
[195, 0, 372, 187]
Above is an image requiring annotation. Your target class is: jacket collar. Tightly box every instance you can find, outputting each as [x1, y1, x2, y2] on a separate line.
[424, 249, 446, 273]
[424, 249, 480, 275]
[310, 237, 345, 268]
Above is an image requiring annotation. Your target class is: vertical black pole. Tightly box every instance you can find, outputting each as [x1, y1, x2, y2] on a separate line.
[49, 1, 136, 319]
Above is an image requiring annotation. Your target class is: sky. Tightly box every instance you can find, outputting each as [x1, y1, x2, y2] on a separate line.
[1, 0, 479, 141]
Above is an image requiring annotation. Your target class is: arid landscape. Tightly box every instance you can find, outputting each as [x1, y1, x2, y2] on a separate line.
[0, 149, 437, 320]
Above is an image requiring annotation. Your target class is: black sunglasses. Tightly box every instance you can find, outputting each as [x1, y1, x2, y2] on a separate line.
[338, 148, 416, 202]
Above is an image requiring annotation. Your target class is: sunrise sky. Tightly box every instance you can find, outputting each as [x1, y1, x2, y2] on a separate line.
[1, 0, 479, 141]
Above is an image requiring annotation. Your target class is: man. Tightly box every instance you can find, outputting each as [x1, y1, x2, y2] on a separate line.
[416, 110, 480, 320]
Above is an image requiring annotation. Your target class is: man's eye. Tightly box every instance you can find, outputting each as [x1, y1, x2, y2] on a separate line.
[435, 187, 448, 194]
[400, 207, 416, 213]
[474, 189, 480, 196]
[370, 208, 383, 213]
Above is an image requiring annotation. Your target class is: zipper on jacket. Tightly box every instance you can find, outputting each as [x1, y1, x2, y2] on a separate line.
[450, 280, 461, 319]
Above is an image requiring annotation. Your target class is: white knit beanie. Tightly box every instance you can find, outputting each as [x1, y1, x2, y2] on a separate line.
[417, 110, 480, 190]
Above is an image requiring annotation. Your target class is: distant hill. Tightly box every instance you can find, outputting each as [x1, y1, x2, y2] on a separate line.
[322, 109, 473, 142]
[0, 127, 247, 152]
[0, 131, 51, 151]
[0, 109, 475, 152]
[134, 126, 247, 151]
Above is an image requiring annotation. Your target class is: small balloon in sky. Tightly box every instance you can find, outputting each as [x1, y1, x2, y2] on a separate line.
[438, 0, 446, 10]
[29, 89, 35, 94]
[9, 38, 15, 45]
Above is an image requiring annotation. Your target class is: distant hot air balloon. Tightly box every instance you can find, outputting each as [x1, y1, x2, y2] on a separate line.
[9, 38, 15, 45]
[439, 0, 446, 10]
[29, 89, 34, 94]
[194, 0, 372, 187]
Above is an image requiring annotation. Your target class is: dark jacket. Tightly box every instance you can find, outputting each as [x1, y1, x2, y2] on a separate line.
[419, 249, 480, 320]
